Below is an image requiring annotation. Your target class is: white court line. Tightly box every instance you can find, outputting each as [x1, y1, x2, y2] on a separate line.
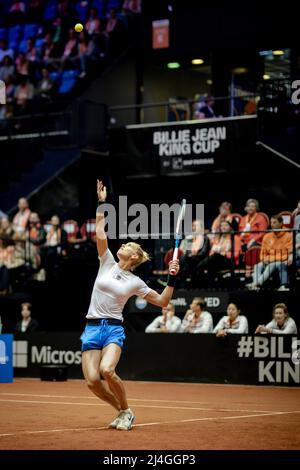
[0, 393, 281, 413]
[11, 377, 300, 389]
[0, 398, 280, 414]
[0, 410, 299, 439]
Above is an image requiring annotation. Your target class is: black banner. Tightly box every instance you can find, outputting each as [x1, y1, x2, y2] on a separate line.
[128, 290, 228, 314]
[126, 116, 256, 175]
[13, 333, 300, 386]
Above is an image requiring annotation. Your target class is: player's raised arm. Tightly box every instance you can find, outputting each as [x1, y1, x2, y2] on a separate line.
[144, 259, 180, 308]
[96, 179, 108, 257]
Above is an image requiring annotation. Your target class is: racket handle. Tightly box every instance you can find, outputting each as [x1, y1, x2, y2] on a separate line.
[170, 247, 179, 275]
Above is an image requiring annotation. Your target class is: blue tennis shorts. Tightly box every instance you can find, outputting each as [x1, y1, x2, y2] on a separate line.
[80, 319, 126, 352]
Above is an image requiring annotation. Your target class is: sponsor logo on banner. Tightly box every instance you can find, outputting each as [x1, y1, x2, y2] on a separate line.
[130, 291, 227, 313]
[13, 341, 81, 367]
[237, 336, 300, 384]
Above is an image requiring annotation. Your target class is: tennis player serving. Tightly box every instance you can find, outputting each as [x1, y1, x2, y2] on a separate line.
[80, 180, 180, 430]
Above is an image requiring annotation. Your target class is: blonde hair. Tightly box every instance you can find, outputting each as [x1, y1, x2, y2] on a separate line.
[272, 303, 289, 318]
[129, 242, 150, 269]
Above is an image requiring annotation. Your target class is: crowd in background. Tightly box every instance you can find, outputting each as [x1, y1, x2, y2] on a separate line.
[144, 299, 297, 336]
[1, 196, 300, 296]
[0, 0, 141, 118]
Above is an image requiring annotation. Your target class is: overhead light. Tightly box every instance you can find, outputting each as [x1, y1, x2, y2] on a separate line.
[191, 58, 204, 65]
[206, 79, 213, 85]
[272, 50, 284, 56]
[167, 62, 180, 69]
[232, 67, 248, 74]
[263, 74, 270, 80]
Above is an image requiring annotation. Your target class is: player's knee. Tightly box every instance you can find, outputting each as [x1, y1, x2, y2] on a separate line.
[86, 375, 99, 389]
[100, 366, 115, 380]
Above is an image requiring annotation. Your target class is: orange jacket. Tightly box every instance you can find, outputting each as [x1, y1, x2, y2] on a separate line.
[210, 234, 241, 264]
[260, 231, 292, 263]
[239, 213, 268, 245]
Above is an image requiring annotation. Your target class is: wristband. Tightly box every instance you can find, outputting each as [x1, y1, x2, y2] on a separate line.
[167, 274, 177, 287]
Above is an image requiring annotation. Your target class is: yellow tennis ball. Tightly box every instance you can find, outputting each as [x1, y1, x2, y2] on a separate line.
[75, 23, 83, 33]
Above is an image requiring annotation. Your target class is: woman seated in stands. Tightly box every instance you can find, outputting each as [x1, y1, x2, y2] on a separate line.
[210, 201, 235, 241]
[239, 198, 268, 251]
[255, 303, 297, 335]
[197, 220, 241, 281]
[0, 217, 14, 241]
[41, 215, 67, 276]
[179, 219, 210, 288]
[214, 302, 248, 337]
[181, 297, 213, 333]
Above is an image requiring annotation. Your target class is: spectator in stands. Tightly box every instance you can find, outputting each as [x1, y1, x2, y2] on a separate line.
[181, 297, 213, 333]
[197, 96, 216, 119]
[42, 214, 67, 276]
[35, 68, 54, 101]
[0, 236, 25, 295]
[193, 94, 206, 119]
[15, 52, 30, 76]
[0, 238, 11, 295]
[145, 303, 181, 333]
[211, 201, 234, 240]
[78, 32, 102, 78]
[255, 303, 297, 335]
[239, 198, 268, 250]
[51, 17, 64, 47]
[12, 197, 31, 240]
[100, 8, 121, 56]
[41, 33, 54, 61]
[26, 212, 46, 270]
[179, 219, 210, 288]
[85, 7, 101, 36]
[214, 302, 248, 337]
[0, 74, 15, 118]
[8, 0, 26, 25]
[0, 40, 14, 64]
[56, 28, 78, 71]
[14, 74, 34, 112]
[296, 231, 300, 268]
[292, 200, 300, 230]
[0, 216, 14, 241]
[246, 214, 292, 291]
[15, 302, 38, 333]
[0, 56, 15, 83]
[197, 220, 241, 278]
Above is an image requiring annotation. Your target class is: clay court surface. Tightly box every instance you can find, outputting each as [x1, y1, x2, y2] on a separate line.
[0, 379, 299, 450]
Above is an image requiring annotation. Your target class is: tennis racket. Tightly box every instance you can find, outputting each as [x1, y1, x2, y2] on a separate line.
[170, 198, 186, 274]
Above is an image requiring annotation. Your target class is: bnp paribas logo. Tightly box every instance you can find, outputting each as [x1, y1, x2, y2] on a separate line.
[13, 341, 28, 368]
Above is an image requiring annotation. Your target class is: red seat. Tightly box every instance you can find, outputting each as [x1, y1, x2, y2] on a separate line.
[81, 219, 96, 241]
[164, 247, 184, 266]
[62, 219, 80, 243]
[244, 246, 261, 267]
[279, 211, 294, 228]
[258, 212, 270, 227]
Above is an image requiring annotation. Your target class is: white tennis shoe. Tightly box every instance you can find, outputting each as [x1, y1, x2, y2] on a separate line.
[108, 410, 124, 429]
[116, 408, 135, 430]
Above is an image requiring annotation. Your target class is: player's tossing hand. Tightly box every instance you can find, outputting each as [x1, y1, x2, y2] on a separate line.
[97, 179, 107, 202]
